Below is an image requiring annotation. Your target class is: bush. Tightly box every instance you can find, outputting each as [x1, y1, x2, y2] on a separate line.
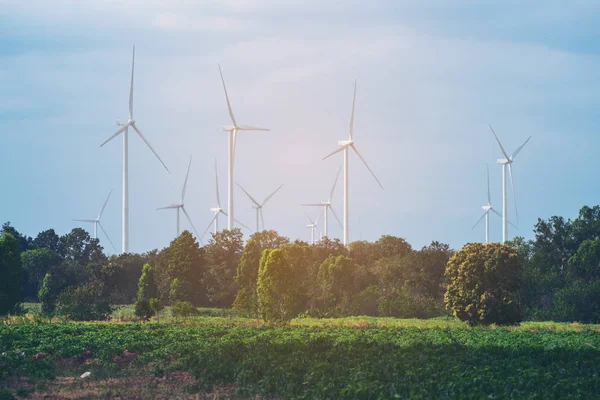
[444, 242, 522, 326]
[351, 285, 380, 316]
[55, 281, 111, 321]
[149, 298, 164, 321]
[551, 280, 600, 323]
[135, 264, 157, 319]
[379, 286, 446, 319]
[38, 273, 57, 316]
[171, 301, 198, 319]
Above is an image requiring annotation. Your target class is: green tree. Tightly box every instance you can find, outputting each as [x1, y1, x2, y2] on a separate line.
[0, 233, 23, 315]
[33, 229, 63, 256]
[204, 228, 244, 307]
[1, 222, 32, 253]
[317, 255, 357, 314]
[135, 264, 157, 319]
[21, 248, 60, 300]
[444, 242, 522, 326]
[149, 298, 165, 321]
[55, 280, 111, 321]
[169, 277, 191, 304]
[167, 231, 204, 305]
[38, 273, 57, 315]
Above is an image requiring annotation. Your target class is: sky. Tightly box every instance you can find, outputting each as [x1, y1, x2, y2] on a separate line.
[1, 1, 600, 254]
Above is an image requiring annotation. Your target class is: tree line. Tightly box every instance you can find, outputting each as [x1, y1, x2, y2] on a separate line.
[2, 204, 600, 324]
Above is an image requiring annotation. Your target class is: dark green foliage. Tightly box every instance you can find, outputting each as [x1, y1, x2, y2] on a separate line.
[1, 222, 32, 253]
[21, 248, 60, 300]
[149, 298, 164, 320]
[167, 231, 205, 305]
[169, 277, 191, 304]
[38, 273, 57, 315]
[551, 280, 600, 323]
[135, 264, 157, 319]
[204, 229, 243, 307]
[317, 255, 357, 314]
[445, 242, 522, 326]
[55, 281, 111, 321]
[0, 233, 22, 315]
[3, 323, 600, 399]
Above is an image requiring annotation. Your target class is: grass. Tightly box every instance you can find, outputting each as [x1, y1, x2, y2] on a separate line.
[3, 310, 600, 398]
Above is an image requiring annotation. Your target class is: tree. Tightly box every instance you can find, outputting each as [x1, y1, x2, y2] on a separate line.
[317, 255, 357, 314]
[1, 222, 32, 253]
[33, 229, 63, 256]
[257, 245, 308, 322]
[55, 280, 111, 321]
[21, 248, 61, 300]
[167, 231, 204, 305]
[135, 264, 157, 319]
[375, 235, 412, 260]
[204, 229, 244, 307]
[169, 278, 190, 304]
[567, 238, 600, 282]
[444, 242, 522, 326]
[149, 298, 165, 321]
[0, 233, 23, 315]
[38, 273, 57, 315]
[233, 231, 290, 315]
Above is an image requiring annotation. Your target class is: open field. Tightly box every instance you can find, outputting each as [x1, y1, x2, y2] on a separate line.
[2, 313, 600, 399]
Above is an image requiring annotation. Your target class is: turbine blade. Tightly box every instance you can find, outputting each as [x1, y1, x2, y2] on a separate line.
[218, 64, 237, 126]
[131, 123, 170, 173]
[201, 213, 219, 242]
[349, 79, 357, 140]
[301, 203, 324, 207]
[304, 212, 316, 225]
[98, 222, 117, 253]
[129, 45, 135, 119]
[486, 164, 491, 205]
[234, 218, 252, 232]
[329, 205, 343, 228]
[214, 159, 221, 208]
[329, 165, 342, 202]
[508, 163, 518, 224]
[508, 219, 519, 229]
[322, 143, 351, 161]
[97, 189, 113, 220]
[262, 184, 284, 206]
[73, 219, 96, 223]
[181, 155, 192, 202]
[472, 211, 487, 229]
[236, 183, 261, 207]
[260, 208, 265, 231]
[156, 205, 180, 210]
[181, 206, 200, 238]
[237, 125, 270, 131]
[351, 144, 384, 189]
[488, 124, 510, 160]
[100, 122, 130, 147]
[490, 208, 502, 218]
[511, 136, 532, 159]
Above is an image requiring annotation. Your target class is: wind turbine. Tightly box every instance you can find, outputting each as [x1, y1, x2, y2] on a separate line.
[73, 190, 117, 252]
[322, 80, 383, 245]
[305, 212, 321, 245]
[100, 46, 170, 254]
[237, 183, 284, 232]
[156, 156, 199, 238]
[200, 160, 252, 242]
[488, 125, 531, 243]
[472, 165, 517, 243]
[301, 166, 343, 238]
[218, 65, 270, 231]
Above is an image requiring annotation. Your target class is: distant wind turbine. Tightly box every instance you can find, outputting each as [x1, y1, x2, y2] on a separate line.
[237, 183, 284, 232]
[100, 46, 170, 254]
[218, 65, 270, 231]
[302, 166, 343, 238]
[201, 160, 252, 242]
[156, 156, 199, 239]
[305, 212, 321, 245]
[472, 165, 517, 243]
[488, 125, 531, 243]
[322, 80, 383, 245]
[74, 190, 117, 252]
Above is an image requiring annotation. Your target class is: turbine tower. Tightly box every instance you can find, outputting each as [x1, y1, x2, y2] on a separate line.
[322, 80, 383, 245]
[73, 190, 117, 252]
[301, 166, 343, 238]
[218, 65, 269, 230]
[472, 165, 516, 243]
[305, 212, 321, 245]
[237, 183, 284, 232]
[156, 156, 199, 238]
[100, 46, 170, 254]
[489, 125, 531, 243]
[201, 160, 252, 242]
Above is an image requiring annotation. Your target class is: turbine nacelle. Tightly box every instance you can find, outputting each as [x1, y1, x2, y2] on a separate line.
[482, 205, 492, 211]
[210, 207, 223, 213]
[222, 126, 236, 132]
[116, 119, 132, 127]
[338, 139, 354, 147]
[496, 158, 511, 165]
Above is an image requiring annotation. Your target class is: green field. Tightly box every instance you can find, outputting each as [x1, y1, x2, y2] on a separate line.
[2, 313, 600, 399]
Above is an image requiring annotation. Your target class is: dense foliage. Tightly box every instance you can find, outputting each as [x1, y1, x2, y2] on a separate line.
[0, 233, 22, 315]
[2, 322, 600, 399]
[134, 264, 158, 319]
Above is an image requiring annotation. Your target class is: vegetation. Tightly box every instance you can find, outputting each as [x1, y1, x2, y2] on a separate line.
[0, 233, 22, 315]
[134, 264, 158, 319]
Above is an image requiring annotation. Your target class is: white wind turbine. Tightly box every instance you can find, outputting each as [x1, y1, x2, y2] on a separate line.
[218, 65, 270, 230]
[156, 156, 199, 239]
[237, 183, 284, 232]
[73, 190, 117, 252]
[305, 212, 321, 245]
[100, 46, 170, 254]
[472, 165, 517, 243]
[200, 160, 252, 242]
[489, 125, 531, 243]
[301, 166, 343, 238]
[322, 80, 383, 245]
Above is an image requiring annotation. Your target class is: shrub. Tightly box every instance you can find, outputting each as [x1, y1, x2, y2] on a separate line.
[351, 285, 380, 316]
[38, 273, 57, 316]
[444, 242, 522, 326]
[551, 280, 600, 323]
[149, 297, 164, 320]
[55, 281, 111, 321]
[135, 264, 157, 319]
[378, 285, 446, 319]
[171, 301, 198, 319]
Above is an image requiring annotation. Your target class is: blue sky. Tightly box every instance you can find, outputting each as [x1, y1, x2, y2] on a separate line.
[1, 1, 600, 253]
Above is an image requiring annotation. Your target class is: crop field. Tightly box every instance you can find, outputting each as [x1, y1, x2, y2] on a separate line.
[2, 316, 600, 399]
